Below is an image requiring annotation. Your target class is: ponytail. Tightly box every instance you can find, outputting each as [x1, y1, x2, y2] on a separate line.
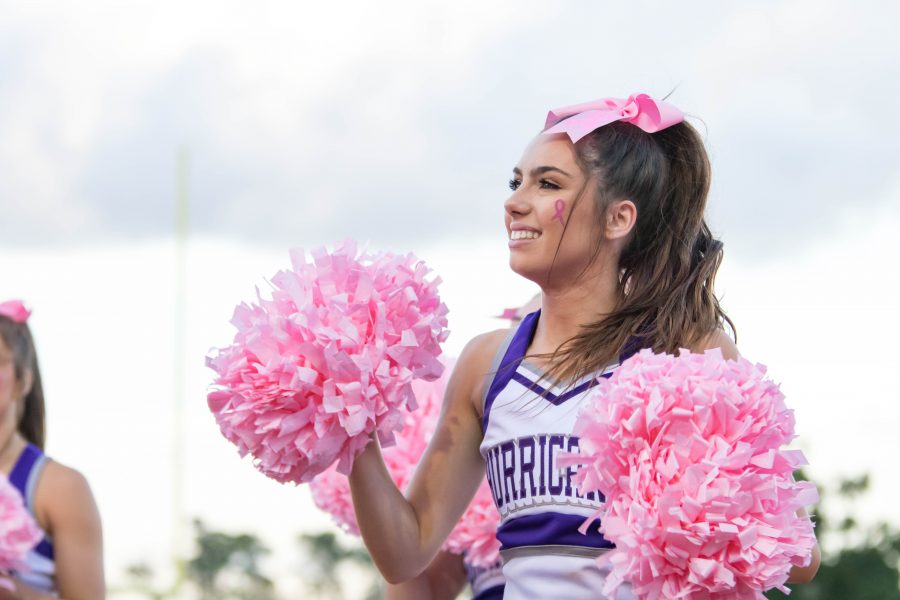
[538, 120, 735, 384]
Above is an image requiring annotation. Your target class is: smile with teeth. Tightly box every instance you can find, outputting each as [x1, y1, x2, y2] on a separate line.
[510, 230, 541, 240]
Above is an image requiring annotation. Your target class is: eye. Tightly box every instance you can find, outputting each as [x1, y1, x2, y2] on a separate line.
[508, 178, 521, 191]
[539, 179, 560, 190]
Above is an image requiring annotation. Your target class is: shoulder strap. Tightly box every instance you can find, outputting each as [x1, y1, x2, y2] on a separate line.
[9, 443, 42, 502]
[7, 445, 54, 562]
[481, 310, 541, 432]
[26, 452, 49, 513]
[481, 329, 517, 414]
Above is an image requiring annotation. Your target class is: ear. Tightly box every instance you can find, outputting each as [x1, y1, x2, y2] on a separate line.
[605, 199, 637, 241]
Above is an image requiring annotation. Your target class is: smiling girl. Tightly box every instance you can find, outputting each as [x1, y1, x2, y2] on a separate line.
[0, 301, 104, 600]
[348, 94, 820, 598]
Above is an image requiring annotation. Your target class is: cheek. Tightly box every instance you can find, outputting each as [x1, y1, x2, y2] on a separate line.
[559, 199, 598, 237]
[0, 372, 11, 405]
[0, 365, 15, 390]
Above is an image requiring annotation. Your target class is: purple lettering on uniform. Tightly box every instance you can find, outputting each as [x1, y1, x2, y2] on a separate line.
[491, 446, 505, 507]
[485, 446, 499, 507]
[565, 436, 579, 497]
[484, 449, 499, 506]
[501, 441, 518, 503]
[537, 435, 548, 495]
[548, 435, 565, 495]
[518, 436, 537, 498]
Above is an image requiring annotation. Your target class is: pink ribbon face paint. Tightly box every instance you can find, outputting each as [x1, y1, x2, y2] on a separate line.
[553, 199, 566, 225]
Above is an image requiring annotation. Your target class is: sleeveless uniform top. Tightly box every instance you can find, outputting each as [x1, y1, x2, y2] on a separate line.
[8, 444, 57, 595]
[479, 310, 637, 600]
[464, 556, 505, 600]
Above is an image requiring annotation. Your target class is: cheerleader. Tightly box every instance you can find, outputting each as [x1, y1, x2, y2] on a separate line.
[0, 301, 104, 600]
[347, 94, 820, 598]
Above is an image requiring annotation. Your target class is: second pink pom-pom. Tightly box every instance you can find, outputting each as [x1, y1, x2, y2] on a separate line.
[561, 348, 818, 600]
[206, 240, 449, 484]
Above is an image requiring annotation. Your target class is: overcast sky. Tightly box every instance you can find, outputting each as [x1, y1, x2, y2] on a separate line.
[1, 1, 898, 597]
[2, 1, 897, 256]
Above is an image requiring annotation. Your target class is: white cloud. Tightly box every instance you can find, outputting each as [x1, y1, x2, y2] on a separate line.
[3, 0, 897, 253]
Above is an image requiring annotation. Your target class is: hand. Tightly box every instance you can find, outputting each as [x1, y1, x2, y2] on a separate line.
[0, 575, 19, 600]
[0, 576, 50, 600]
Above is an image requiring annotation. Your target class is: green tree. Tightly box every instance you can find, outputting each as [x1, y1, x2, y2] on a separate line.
[120, 562, 167, 600]
[767, 473, 900, 600]
[186, 519, 275, 600]
[298, 531, 380, 599]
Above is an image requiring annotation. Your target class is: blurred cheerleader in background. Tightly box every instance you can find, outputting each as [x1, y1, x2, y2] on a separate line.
[0, 301, 104, 600]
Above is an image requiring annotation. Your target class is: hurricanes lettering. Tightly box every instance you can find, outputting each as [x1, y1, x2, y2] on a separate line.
[484, 434, 602, 518]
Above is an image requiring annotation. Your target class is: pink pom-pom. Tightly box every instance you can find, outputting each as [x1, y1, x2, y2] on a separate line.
[308, 466, 360, 535]
[310, 359, 501, 565]
[562, 348, 818, 600]
[0, 476, 42, 571]
[207, 240, 449, 484]
[442, 478, 501, 568]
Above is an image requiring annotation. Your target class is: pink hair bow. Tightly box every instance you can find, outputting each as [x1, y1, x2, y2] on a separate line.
[543, 93, 684, 143]
[0, 300, 31, 323]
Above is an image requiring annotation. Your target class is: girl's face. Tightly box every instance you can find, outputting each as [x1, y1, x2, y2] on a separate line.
[504, 134, 601, 289]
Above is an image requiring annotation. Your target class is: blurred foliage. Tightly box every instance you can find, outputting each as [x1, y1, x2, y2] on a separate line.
[119, 520, 382, 599]
[120, 519, 274, 599]
[121, 562, 167, 600]
[187, 519, 274, 600]
[297, 531, 381, 600]
[766, 472, 900, 600]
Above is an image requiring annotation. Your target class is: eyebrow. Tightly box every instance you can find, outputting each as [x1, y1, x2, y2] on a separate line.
[512, 165, 573, 178]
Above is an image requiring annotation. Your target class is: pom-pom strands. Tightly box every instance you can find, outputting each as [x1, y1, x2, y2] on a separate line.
[309, 367, 447, 536]
[310, 361, 502, 567]
[0, 476, 42, 577]
[207, 241, 449, 484]
[561, 348, 818, 600]
[442, 479, 501, 568]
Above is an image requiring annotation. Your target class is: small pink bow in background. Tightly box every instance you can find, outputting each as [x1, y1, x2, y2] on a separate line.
[0, 300, 31, 324]
[543, 93, 684, 143]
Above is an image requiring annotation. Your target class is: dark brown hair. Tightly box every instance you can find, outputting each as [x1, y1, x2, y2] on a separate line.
[538, 119, 735, 383]
[0, 316, 46, 449]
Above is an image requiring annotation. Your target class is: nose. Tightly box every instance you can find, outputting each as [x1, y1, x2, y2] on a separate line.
[504, 189, 531, 219]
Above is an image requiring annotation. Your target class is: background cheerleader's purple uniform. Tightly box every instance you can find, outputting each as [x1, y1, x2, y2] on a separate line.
[8, 444, 56, 595]
[465, 556, 505, 600]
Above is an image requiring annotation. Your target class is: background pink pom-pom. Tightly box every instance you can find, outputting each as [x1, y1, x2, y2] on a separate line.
[442, 479, 501, 568]
[308, 466, 360, 535]
[310, 359, 501, 566]
[0, 475, 42, 572]
[207, 240, 449, 484]
[562, 348, 818, 600]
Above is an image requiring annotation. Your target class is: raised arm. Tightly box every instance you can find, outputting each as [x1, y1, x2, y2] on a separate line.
[349, 330, 503, 583]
